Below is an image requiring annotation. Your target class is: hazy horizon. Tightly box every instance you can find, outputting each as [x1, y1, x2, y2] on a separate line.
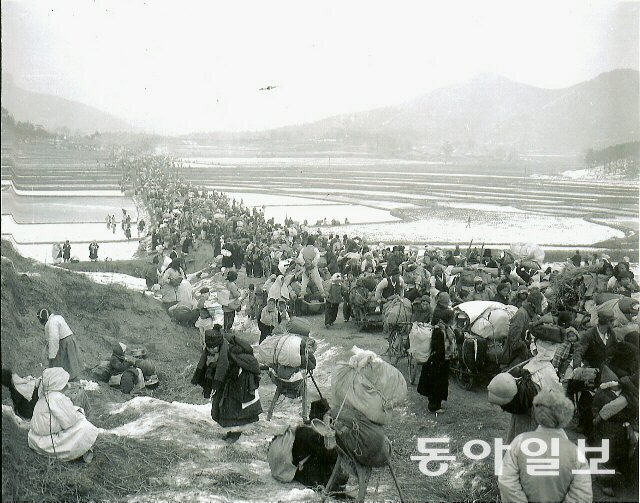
[2, 1, 638, 135]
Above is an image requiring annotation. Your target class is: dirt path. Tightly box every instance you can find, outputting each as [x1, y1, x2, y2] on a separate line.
[73, 305, 512, 502]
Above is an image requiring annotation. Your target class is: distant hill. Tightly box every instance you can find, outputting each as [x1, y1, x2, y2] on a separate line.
[269, 69, 640, 152]
[1, 74, 135, 134]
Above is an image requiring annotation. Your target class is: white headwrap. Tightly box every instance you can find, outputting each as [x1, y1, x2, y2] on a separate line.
[38, 367, 70, 396]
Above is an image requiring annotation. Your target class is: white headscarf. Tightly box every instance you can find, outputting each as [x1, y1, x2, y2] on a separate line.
[38, 367, 70, 396]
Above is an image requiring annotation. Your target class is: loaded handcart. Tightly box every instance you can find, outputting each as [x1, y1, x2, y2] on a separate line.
[450, 301, 518, 390]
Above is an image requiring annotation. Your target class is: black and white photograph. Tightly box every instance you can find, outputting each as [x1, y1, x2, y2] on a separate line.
[1, 1, 638, 502]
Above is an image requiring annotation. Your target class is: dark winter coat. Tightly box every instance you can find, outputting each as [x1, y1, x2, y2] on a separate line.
[417, 324, 449, 403]
[210, 335, 262, 427]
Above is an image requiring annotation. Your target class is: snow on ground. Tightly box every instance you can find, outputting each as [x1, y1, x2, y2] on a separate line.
[220, 192, 340, 207]
[76, 271, 148, 291]
[436, 201, 526, 213]
[316, 212, 625, 245]
[99, 337, 359, 503]
[561, 165, 637, 181]
[1, 235, 141, 263]
[183, 156, 423, 167]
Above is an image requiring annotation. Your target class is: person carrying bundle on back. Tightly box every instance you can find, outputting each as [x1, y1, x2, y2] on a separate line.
[297, 236, 326, 300]
[374, 266, 405, 310]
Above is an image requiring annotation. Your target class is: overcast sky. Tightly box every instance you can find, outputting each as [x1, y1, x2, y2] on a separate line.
[2, 0, 638, 135]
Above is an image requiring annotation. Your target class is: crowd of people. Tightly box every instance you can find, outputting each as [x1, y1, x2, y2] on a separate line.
[8, 152, 637, 501]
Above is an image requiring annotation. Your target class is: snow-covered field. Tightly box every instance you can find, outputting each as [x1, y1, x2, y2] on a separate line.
[317, 212, 625, 245]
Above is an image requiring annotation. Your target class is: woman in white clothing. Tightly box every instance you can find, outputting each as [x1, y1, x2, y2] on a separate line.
[38, 308, 83, 381]
[28, 367, 99, 462]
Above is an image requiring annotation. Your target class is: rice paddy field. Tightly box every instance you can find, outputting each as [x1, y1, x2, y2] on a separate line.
[1, 141, 638, 261]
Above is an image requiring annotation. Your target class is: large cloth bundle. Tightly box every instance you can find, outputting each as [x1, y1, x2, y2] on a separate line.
[331, 346, 407, 425]
[408, 322, 433, 363]
[456, 301, 517, 340]
[274, 317, 312, 337]
[510, 243, 545, 263]
[349, 286, 371, 307]
[589, 298, 636, 326]
[330, 406, 391, 468]
[257, 334, 304, 367]
[356, 275, 378, 291]
[382, 297, 412, 332]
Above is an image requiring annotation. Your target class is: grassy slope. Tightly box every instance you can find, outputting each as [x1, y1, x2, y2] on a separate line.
[1, 239, 205, 501]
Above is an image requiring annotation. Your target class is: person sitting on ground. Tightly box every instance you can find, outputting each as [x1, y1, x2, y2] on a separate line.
[28, 367, 99, 463]
[160, 259, 185, 308]
[498, 390, 592, 503]
[108, 343, 143, 394]
[168, 276, 200, 326]
[2, 368, 39, 419]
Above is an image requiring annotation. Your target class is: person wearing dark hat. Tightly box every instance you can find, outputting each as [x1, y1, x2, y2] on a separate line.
[37, 308, 83, 381]
[431, 291, 451, 325]
[374, 265, 405, 306]
[412, 295, 433, 323]
[501, 291, 542, 368]
[572, 310, 620, 438]
[191, 326, 224, 399]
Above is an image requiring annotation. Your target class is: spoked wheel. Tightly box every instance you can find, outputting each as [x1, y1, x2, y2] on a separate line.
[386, 330, 401, 362]
[408, 353, 419, 385]
[456, 369, 474, 390]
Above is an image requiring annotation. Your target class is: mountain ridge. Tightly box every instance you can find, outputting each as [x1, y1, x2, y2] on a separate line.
[1, 74, 136, 134]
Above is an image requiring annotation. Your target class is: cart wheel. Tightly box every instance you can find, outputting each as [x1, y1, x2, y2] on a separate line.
[408, 354, 419, 385]
[456, 371, 474, 390]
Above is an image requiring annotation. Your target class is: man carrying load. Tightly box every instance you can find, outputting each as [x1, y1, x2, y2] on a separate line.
[297, 236, 326, 300]
[374, 266, 405, 311]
